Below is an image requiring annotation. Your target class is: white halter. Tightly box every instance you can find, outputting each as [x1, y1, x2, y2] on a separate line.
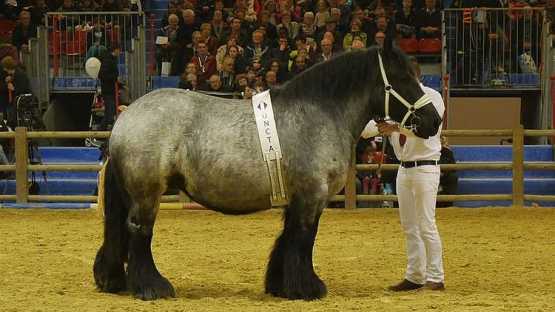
[377, 52, 432, 128]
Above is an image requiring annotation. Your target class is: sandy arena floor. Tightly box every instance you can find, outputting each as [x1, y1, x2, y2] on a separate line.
[0, 207, 554, 312]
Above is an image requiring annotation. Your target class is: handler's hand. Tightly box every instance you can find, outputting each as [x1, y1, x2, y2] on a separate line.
[377, 122, 399, 136]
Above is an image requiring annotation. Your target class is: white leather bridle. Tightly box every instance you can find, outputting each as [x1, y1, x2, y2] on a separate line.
[377, 52, 432, 129]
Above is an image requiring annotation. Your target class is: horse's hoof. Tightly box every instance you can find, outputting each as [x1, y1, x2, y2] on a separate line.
[287, 276, 327, 300]
[130, 275, 176, 300]
[268, 275, 327, 300]
[93, 247, 127, 293]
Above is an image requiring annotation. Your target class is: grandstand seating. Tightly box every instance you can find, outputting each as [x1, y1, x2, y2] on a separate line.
[398, 38, 442, 54]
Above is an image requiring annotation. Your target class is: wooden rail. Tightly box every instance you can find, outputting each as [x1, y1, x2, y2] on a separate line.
[0, 127, 553, 208]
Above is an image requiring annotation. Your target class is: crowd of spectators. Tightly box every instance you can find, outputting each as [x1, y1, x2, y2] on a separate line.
[152, 0, 549, 98]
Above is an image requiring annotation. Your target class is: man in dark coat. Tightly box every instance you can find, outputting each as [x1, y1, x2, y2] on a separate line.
[98, 46, 120, 131]
[11, 10, 37, 52]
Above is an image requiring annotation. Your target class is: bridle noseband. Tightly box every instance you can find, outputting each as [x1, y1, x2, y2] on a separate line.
[377, 52, 432, 129]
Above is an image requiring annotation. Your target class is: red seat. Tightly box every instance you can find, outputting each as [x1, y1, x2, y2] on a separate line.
[48, 30, 63, 55]
[418, 38, 442, 54]
[398, 38, 418, 54]
[65, 30, 87, 55]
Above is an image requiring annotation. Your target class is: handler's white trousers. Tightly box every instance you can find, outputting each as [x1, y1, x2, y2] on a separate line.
[396, 165, 444, 284]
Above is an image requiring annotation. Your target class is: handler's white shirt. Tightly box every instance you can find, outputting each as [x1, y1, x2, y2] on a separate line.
[361, 84, 445, 162]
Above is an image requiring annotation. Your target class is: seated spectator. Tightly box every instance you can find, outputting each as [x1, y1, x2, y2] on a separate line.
[343, 18, 367, 50]
[300, 11, 317, 40]
[58, 0, 75, 11]
[229, 45, 248, 73]
[177, 9, 199, 45]
[30, 0, 48, 26]
[216, 38, 243, 70]
[218, 56, 237, 91]
[11, 10, 37, 52]
[268, 58, 289, 82]
[80, 0, 98, 11]
[160, 1, 182, 29]
[321, 30, 342, 52]
[235, 73, 249, 93]
[314, 0, 330, 28]
[264, 70, 277, 88]
[102, 0, 123, 11]
[351, 5, 374, 36]
[211, 9, 227, 45]
[395, 0, 418, 38]
[335, 0, 351, 32]
[222, 17, 250, 48]
[371, 30, 386, 48]
[270, 36, 291, 66]
[257, 10, 278, 47]
[329, 8, 345, 33]
[276, 10, 300, 42]
[290, 54, 308, 75]
[86, 34, 108, 61]
[156, 13, 181, 75]
[175, 31, 202, 76]
[0, 56, 32, 127]
[191, 41, 217, 83]
[315, 38, 334, 63]
[288, 34, 315, 70]
[244, 30, 271, 67]
[315, 16, 344, 48]
[202, 74, 224, 92]
[414, 0, 441, 38]
[178, 72, 199, 90]
[200, 22, 219, 55]
[350, 37, 366, 50]
[367, 15, 391, 44]
[261, 0, 279, 25]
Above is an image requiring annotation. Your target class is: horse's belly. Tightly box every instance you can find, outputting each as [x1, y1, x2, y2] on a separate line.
[184, 165, 273, 214]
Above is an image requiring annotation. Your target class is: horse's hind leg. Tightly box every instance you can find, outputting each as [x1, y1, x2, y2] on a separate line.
[265, 193, 327, 300]
[126, 193, 176, 300]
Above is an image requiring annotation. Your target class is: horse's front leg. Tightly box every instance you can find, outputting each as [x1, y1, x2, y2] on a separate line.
[126, 195, 176, 300]
[265, 192, 327, 300]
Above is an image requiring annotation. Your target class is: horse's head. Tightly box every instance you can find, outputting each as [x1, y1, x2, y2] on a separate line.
[369, 44, 442, 139]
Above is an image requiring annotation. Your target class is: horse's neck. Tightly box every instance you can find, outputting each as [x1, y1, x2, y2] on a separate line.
[273, 83, 375, 142]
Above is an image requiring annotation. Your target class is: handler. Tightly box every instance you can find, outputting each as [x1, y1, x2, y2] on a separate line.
[361, 57, 445, 291]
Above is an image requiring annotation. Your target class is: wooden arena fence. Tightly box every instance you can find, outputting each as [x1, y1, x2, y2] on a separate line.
[0, 126, 554, 209]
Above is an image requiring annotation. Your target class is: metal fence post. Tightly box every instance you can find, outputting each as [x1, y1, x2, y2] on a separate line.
[512, 125, 524, 208]
[345, 145, 357, 209]
[15, 127, 29, 203]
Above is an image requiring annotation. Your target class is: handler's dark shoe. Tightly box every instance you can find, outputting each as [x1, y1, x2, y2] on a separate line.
[387, 279, 423, 291]
[425, 281, 445, 291]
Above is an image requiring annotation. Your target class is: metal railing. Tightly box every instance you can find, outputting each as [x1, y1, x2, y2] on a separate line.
[43, 11, 145, 95]
[443, 7, 549, 89]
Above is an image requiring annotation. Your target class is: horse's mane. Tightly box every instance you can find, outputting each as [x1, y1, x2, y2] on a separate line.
[273, 46, 414, 116]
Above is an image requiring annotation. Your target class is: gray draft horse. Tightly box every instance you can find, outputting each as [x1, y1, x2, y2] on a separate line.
[93, 44, 442, 300]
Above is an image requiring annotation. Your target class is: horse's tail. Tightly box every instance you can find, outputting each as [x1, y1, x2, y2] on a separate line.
[103, 158, 129, 252]
[94, 157, 129, 292]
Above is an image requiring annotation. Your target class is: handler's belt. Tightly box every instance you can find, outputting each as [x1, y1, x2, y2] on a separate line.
[400, 160, 438, 168]
[251, 90, 288, 207]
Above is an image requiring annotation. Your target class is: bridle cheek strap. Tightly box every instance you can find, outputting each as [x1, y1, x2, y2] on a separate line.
[377, 52, 431, 128]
